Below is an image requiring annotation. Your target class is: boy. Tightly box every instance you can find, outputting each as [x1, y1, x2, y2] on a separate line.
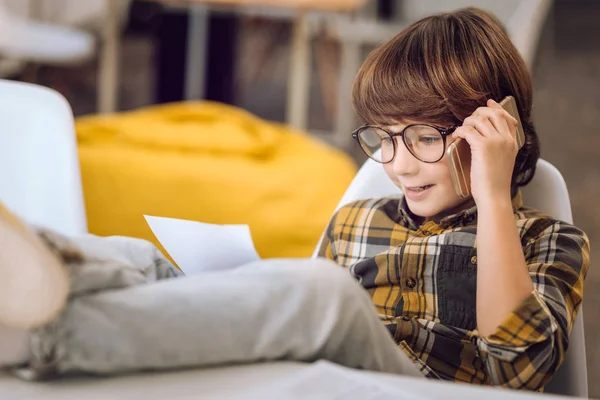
[0, 7, 589, 392]
[319, 7, 589, 390]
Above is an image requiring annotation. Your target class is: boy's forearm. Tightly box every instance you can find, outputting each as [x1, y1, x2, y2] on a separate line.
[475, 198, 534, 337]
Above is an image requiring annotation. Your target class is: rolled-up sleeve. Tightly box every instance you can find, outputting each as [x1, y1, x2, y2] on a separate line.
[476, 220, 590, 390]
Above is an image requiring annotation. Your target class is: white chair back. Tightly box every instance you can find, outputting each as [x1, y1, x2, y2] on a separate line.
[314, 155, 587, 397]
[0, 80, 87, 236]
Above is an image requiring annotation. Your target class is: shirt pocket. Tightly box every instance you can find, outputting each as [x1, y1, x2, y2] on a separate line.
[436, 245, 478, 331]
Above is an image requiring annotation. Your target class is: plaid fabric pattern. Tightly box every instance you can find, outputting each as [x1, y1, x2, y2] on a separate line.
[318, 192, 590, 390]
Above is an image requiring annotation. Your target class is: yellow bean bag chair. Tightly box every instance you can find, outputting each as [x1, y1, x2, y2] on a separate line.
[76, 102, 357, 260]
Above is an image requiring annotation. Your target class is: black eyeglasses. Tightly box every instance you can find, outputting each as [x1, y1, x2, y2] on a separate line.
[352, 124, 458, 164]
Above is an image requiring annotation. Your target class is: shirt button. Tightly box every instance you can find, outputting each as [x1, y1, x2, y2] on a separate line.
[406, 278, 416, 289]
[471, 256, 477, 264]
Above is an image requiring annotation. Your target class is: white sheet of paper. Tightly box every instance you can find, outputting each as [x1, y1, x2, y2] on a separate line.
[144, 215, 260, 276]
[243, 361, 426, 400]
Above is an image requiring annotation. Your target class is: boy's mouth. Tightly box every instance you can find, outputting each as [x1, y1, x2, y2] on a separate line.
[406, 184, 434, 192]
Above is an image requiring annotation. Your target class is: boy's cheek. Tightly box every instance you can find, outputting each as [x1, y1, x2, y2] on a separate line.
[383, 165, 402, 187]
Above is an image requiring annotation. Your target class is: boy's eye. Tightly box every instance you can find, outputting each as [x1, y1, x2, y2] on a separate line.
[420, 136, 441, 145]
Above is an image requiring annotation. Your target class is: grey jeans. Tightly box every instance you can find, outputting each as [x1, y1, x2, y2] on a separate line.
[23, 234, 421, 380]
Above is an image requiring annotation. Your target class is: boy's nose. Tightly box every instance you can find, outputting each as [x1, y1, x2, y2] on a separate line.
[391, 138, 419, 176]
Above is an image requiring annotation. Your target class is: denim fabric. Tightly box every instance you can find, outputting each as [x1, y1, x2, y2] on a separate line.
[16, 233, 421, 380]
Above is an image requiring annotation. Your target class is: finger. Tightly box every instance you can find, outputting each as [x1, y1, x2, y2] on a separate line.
[487, 98, 516, 124]
[489, 99, 519, 130]
[463, 115, 497, 138]
[487, 98, 502, 109]
[472, 105, 514, 137]
[451, 125, 483, 148]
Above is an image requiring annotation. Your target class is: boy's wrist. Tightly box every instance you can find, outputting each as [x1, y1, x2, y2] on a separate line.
[475, 195, 514, 216]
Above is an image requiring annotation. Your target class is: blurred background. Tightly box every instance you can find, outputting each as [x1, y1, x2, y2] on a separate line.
[0, 0, 598, 395]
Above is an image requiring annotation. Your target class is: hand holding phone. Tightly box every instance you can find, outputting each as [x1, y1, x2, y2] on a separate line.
[446, 96, 525, 199]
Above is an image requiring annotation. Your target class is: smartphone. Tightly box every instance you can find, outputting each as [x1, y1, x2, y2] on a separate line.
[446, 96, 525, 199]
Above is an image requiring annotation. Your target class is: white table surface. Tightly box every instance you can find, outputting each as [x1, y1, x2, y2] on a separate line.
[0, 361, 578, 400]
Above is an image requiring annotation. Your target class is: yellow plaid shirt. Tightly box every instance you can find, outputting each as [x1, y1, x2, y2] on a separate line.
[318, 192, 589, 390]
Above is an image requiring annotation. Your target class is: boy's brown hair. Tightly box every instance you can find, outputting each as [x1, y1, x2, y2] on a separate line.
[353, 7, 540, 191]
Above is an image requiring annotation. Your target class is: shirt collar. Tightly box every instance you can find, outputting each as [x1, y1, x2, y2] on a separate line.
[397, 191, 524, 229]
